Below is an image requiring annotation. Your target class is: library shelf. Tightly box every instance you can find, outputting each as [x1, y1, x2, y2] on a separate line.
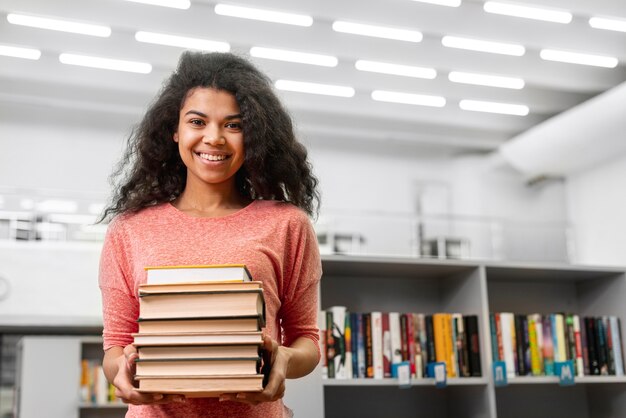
[319, 254, 626, 418]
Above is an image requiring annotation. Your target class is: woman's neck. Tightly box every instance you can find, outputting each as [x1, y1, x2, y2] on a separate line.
[172, 182, 251, 218]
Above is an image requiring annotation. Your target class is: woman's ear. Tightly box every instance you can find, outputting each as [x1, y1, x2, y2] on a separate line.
[173, 132, 179, 143]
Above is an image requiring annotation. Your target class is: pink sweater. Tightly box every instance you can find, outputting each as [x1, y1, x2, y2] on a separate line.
[99, 200, 321, 418]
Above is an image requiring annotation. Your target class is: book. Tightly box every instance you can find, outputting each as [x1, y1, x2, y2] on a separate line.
[136, 374, 264, 396]
[145, 264, 253, 284]
[325, 310, 335, 379]
[465, 315, 482, 377]
[371, 311, 384, 379]
[135, 357, 261, 376]
[139, 281, 262, 295]
[573, 315, 584, 377]
[389, 312, 403, 366]
[356, 313, 366, 378]
[500, 312, 516, 378]
[344, 312, 353, 379]
[137, 344, 260, 360]
[329, 306, 348, 379]
[138, 289, 265, 320]
[132, 331, 263, 346]
[382, 313, 392, 378]
[137, 316, 264, 334]
[364, 313, 373, 378]
[610, 316, 624, 376]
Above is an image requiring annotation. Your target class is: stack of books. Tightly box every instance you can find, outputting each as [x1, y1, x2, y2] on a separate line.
[133, 265, 267, 397]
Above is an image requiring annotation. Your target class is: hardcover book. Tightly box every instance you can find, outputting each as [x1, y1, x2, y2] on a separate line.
[145, 264, 252, 284]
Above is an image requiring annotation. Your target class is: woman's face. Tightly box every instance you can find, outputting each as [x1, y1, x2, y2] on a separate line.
[173, 87, 245, 191]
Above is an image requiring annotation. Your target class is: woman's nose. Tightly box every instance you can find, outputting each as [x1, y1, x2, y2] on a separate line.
[203, 127, 226, 145]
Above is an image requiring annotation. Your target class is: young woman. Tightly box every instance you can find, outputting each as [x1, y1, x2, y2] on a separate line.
[98, 51, 321, 417]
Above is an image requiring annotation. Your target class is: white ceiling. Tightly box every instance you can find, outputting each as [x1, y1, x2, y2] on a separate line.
[1, 0, 625, 155]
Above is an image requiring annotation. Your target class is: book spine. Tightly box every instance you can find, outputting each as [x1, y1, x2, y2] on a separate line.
[326, 310, 335, 379]
[586, 316, 600, 375]
[406, 313, 417, 377]
[382, 312, 392, 378]
[344, 311, 353, 379]
[573, 315, 584, 377]
[356, 313, 366, 378]
[489, 313, 499, 362]
[413, 313, 424, 378]
[528, 314, 541, 376]
[425, 315, 436, 365]
[544, 315, 555, 375]
[500, 313, 516, 378]
[496, 313, 504, 364]
[330, 306, 347, 379]
[514, 314, 526, 376]
[400, 314, 409, 362]
[604, 316, 616, 375]
[390, 312, 403, 365]
[350, 313, 359, 378]
[465, 315, 482, 377]
[596, 317, 609, 375]
[320, 311, 328, 379]
[579, 315, 590, 375]
[364, 313, 373, 378]
[611, 316, 625, 376]
[534, 314, 544, 375]
[371, 311, 384, 379]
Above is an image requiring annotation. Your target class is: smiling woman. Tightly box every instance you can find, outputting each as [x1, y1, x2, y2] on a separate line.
[97, 51, 322, 418]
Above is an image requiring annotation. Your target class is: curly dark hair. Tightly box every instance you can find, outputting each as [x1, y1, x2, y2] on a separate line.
[100, 51, 319, 222]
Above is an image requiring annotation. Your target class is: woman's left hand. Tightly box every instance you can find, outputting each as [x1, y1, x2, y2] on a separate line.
[219, 334, 290, 405]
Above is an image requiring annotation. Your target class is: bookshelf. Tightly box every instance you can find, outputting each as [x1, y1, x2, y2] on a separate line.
[319, 255, 626, 418]
[14, 336, 126, 418]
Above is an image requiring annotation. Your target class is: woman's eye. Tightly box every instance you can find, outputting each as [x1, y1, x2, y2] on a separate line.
[226, 122, 242, 130]
[189, 119, 204, 126]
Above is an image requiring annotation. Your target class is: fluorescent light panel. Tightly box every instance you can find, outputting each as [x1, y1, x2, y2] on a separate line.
[448, 71, 524, 89]
[250, 47, 337, 67]
[540, 49, 618, 68]
[459, 99, 529, 115]
[0, 45, 41, 60]
[275, 80, 355, 97]
[7, 13, 111, 37]
[135, 31, 230, 52]
[214, 4, 313, 26]
[59, 53, 152, 74]
[442, 35, 525, 56]
[589, 16, 626, 33]
[123, 0, 190, 9]
[483, 1, 572, 23]
[410, 0, 461, 7]
[355, 60, 436, 79]
[371, 90, 446, 107]
[333, 21, 423, 42]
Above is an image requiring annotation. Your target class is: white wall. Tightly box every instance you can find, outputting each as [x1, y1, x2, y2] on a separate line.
[0, 101, 568, 261]
[566, 154, 626, 266]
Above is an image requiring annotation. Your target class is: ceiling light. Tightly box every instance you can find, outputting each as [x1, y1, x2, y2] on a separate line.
[135, 31, 230, 52]
[589, 16, 626, 33]
[122, 0, 190, 9]
[442, 35, 525, 56]
[410, 0, 461, 6]
[214, 4, 313, 26]
[448, 71, 524, 89]
[0, 45, 41, 60]
[355, 60, 436, 79]
[540, 49, 618, 68]
[483, 1, 572, 24]
[332, 21, 423, 42]
[250, 47, 337, 67]
[7, 13, 111, 37]
[275, 80, 355, 97]
[371, 90, 446, 107]
[459, 99, 529, 115]
[59, 53, 152, 74]
[36, 199, 78, 213]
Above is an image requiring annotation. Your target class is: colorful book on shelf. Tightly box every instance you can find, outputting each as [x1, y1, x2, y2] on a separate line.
[135, 357, 261, 376]
[137, 315, 264, 333]
[145, 264, 253, 284]
[135, 374, 264, 396]
[137, 344, 260, 360]
[132, 331, 263, 346]
[464, 315, 482, 377]
[371, 311, 384, 379]
[328, 306, 348, 379]
[138, 288, 265, 320]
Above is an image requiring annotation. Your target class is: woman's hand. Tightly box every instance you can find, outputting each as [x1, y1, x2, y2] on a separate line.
[105, 344, 186, 405]
[219, 335, 290, 405]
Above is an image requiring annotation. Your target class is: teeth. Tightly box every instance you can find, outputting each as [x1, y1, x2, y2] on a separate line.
[198, 153, 227, 161]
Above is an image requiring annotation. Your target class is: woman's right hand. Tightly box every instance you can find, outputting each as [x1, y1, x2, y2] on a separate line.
[107, 344, 185, 405]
